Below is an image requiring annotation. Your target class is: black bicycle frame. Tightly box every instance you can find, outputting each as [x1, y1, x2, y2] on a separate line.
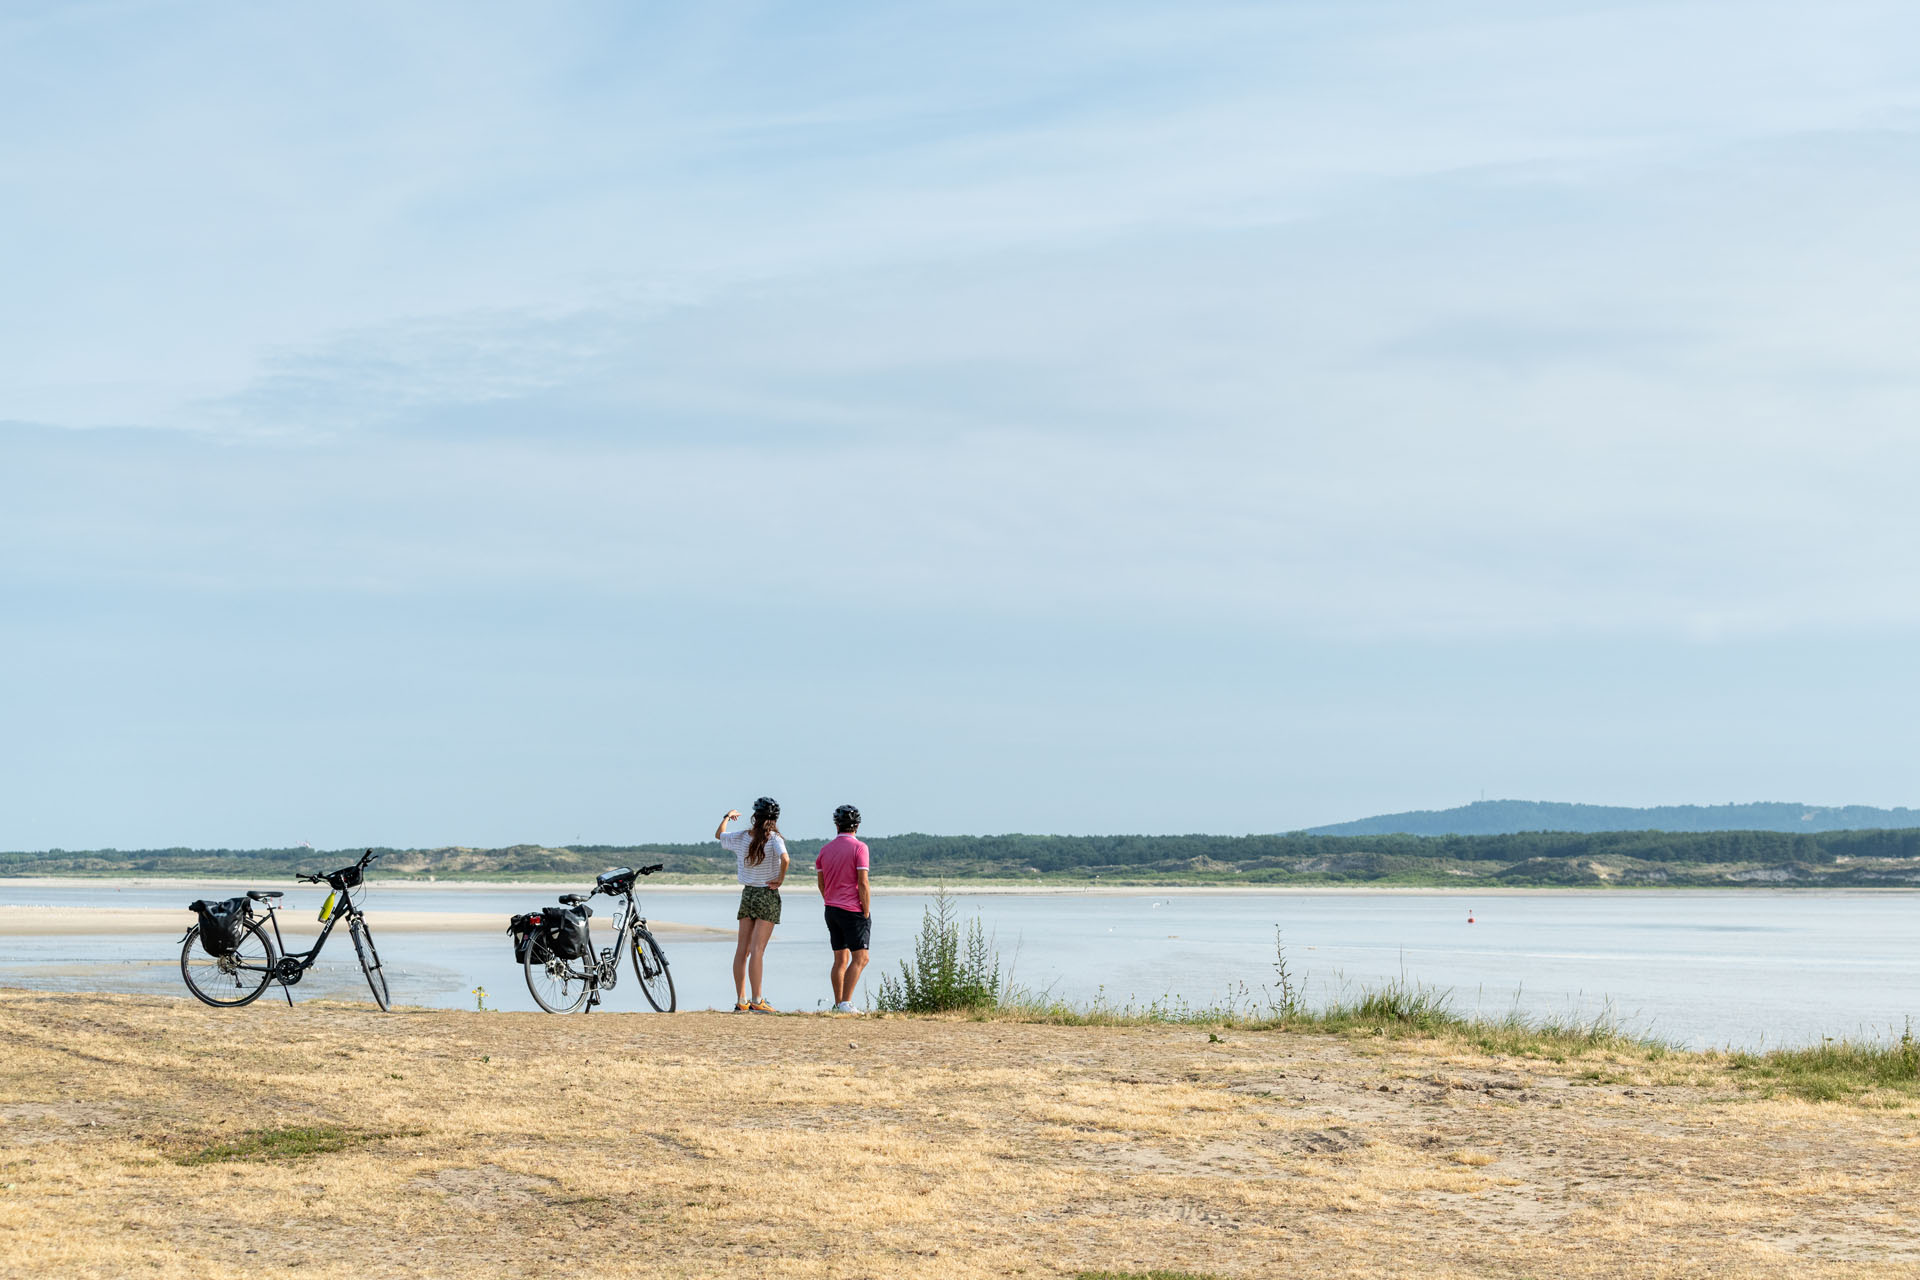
[569, 888, 646, 983]
[254, 883, 362, 1004]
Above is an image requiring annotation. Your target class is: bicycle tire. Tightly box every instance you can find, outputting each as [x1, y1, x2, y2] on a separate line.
[630, 927, 676, 1012]
[180, 919, 277, 1007]
[349, 917, 391, 1011]
[525, 944, 592, 1014]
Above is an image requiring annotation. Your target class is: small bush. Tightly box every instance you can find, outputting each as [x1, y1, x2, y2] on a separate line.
[874, 886, 1001, 1013]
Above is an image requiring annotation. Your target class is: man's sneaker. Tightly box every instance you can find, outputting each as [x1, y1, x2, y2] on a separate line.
[748, 999, 775, 1013]
[733, 1001, 749, 1013]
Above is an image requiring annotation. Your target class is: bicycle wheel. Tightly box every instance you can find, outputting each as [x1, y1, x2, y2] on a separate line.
[525, 946, 592, 1014]
[180, 919, 277, 1007]
[630, 928, 676, 1012]
[349, 917, 391, 1011]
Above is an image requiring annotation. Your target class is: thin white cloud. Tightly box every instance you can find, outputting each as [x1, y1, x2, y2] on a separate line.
[5, 3, 1920, 842]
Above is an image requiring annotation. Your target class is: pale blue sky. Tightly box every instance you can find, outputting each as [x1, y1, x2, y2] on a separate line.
[5, 2, 1919, 848]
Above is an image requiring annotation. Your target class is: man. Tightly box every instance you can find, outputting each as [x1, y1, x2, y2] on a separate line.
[814, 803, 871, 1013]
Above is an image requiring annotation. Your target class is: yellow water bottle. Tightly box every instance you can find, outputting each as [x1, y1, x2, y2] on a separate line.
[318, 890, 337, 923]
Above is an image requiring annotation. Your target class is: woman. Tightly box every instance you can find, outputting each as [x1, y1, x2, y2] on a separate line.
[715, 796, 789, 1012]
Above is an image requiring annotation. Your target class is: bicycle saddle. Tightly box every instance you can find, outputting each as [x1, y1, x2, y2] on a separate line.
[558, 893, 587, 905]
[247, 891, 284, 901]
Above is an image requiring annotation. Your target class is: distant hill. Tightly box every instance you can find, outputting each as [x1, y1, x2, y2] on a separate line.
[1306, 799, 1920, 837]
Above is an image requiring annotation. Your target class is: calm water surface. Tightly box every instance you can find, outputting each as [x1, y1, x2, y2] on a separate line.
[2, 882, 1915, 1049]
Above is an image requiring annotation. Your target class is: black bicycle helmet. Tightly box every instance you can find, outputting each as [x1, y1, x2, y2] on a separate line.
[833, 804, 861, 831]
[752, 796, 780, 821]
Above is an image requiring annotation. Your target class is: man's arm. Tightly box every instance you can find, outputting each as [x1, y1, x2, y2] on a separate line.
[856, 867, 871, 917]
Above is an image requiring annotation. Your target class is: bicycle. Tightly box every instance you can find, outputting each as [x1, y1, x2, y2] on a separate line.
[519, 864, 675, 1014]
[179, 849, 391, 1011]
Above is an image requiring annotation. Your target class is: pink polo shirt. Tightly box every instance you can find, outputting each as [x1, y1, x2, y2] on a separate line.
[814, 835, 870, 912]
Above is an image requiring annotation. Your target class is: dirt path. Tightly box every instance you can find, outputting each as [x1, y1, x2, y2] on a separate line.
[1, 991, 1915, 1278]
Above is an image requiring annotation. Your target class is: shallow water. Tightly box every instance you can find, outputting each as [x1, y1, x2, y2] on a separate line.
[1, 881, 1915, 1048]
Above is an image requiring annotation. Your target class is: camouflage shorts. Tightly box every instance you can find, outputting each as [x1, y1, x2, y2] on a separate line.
[738, 884, 782, 924]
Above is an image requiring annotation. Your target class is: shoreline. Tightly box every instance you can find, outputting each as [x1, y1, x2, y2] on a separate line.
[0, 905, 731, 937]
[1, 874, 1915, 897]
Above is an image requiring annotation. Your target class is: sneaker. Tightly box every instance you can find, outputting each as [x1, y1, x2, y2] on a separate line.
[834, 1001, 857, 1014]
[749, 999, 775, 1013]
[733, 1001, 749, 1013]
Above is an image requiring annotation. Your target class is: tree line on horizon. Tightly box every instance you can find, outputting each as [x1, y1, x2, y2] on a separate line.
[6, 827, 1920, 884]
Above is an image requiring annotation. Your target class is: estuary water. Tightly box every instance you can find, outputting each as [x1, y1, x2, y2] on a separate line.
[1, 880, 1915, 1049]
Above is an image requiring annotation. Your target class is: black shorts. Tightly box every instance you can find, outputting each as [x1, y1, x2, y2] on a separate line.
[824, 904, 870, 953]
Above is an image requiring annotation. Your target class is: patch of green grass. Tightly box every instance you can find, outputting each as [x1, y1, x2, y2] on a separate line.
[1720, 1020, 1920, 1103]
[976, 979, 1663, 1063]
[1312, 977, 1459, 1035]
[170, 1124, 394, 1165]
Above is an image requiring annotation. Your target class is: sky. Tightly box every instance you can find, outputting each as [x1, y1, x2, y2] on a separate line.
[5, 1, 1920, 849]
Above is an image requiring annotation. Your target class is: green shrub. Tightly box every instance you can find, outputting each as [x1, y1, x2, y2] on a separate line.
[874, 886, 1001, 1013]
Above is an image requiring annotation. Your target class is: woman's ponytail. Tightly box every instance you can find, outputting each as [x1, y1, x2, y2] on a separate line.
[747, 814, 780, 866]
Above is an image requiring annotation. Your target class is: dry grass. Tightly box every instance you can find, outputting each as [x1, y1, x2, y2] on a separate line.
[1, 991, 1917, 1279]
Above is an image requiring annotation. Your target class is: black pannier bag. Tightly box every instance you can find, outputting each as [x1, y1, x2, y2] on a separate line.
[541, 904, 592, 961]
[190, 897, 251, 957]
[508, 913, 551, 964]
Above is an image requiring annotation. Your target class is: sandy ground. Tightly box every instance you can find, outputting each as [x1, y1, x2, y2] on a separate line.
[1, 992, 1916, 1279]
[0, 906, 730, 937]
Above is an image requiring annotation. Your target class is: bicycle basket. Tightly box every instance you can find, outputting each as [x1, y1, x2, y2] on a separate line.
[329, 863, 365, 889]
[190, 897, 251, 958]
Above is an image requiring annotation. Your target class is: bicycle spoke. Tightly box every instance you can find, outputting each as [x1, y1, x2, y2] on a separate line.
[351, 918, 391, 1011]
[180, 919, 277, 1008]
[631, 927, 676, 1013]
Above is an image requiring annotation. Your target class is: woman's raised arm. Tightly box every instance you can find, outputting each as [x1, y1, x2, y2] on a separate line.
[714, 809, 740, 839]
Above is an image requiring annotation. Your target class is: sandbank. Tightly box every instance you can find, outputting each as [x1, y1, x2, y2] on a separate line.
[0, 905, 729, 937]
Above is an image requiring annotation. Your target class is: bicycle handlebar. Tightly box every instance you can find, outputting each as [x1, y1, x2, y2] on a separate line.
[295, 849, 380, 886]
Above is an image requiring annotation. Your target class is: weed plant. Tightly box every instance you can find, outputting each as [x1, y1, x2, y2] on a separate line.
[873, 886, 1001, 1013]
